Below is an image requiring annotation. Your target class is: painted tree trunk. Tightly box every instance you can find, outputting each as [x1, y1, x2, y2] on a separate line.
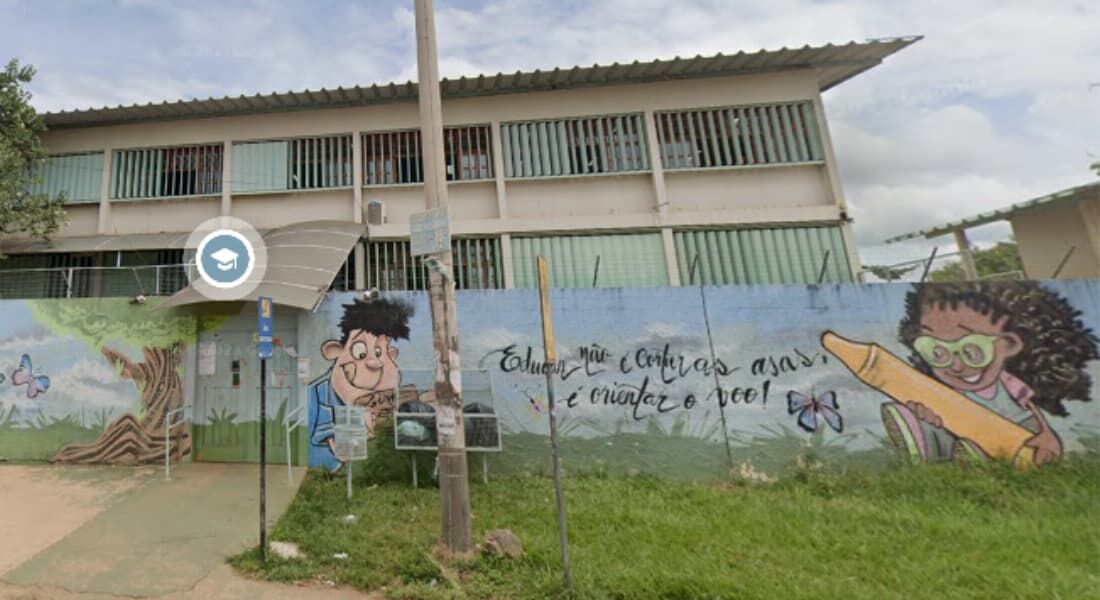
[53, 342, 189, 465]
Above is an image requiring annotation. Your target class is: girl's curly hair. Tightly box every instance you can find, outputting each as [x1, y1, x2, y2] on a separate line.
[898, 281, 1098, 416]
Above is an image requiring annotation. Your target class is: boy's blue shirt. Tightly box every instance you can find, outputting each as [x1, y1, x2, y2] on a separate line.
[307, 371, 343, 472]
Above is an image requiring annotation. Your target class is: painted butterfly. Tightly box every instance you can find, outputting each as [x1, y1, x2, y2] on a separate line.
[520, 388, 543, 416]
[12, 354, 50, 399]
[786, 390, 842, 433]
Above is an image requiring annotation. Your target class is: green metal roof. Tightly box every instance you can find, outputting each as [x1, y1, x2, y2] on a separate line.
[41, 37, 920, 130]
[885, 181, 1100, 243]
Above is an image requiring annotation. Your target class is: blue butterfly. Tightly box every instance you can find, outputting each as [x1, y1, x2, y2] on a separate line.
[12, 354, 50, 399]
[787, 390, 842, 433]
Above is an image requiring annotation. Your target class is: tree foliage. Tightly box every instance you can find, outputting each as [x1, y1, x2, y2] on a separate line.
[929, 241, 1024, 282]
[1, 59, 66, 239]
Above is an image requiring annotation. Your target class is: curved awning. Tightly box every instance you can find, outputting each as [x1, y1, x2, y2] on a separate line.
[159, 220, 363, 311]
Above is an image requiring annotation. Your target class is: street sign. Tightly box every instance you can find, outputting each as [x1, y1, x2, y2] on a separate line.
[410, 207, 450, 257]
[257, 296, 273, 359]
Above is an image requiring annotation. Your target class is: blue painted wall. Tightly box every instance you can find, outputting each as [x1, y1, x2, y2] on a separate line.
[303, 280, 1100, 479]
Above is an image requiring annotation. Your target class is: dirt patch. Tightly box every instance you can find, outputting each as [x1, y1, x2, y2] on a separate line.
[0, 465, 152, 577]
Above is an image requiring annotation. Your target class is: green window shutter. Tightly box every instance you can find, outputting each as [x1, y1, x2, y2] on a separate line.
[28, 153, 103, 204]
[511, 232, 668, 289]
[674, 225, 852, 285]
[233, 141, 289, 192]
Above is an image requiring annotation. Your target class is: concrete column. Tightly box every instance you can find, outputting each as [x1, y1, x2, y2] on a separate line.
[220, 140, 232, 216]
[811, 95, 848, 213]
[500, 232, 515, 288]
[352, 131, 366, 289]
[490, 121, 507, 220]
[97, 147, 112, 234]
[643, 110, 669, 219]
[661, 227, 681, 286]
[953, 228, 979, 280]
[839, 221, 864, 282]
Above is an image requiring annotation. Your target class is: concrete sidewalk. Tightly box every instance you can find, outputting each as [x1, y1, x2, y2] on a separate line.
[0, 463, 365, 599]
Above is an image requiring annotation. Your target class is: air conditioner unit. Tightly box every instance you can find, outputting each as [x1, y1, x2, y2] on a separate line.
[366, 199, 385, 226]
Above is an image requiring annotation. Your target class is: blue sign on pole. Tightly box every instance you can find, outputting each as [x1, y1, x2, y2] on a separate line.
[257, 296, 273, 359]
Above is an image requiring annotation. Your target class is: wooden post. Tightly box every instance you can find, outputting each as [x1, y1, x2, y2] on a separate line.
[537, 256, 572, 590]
[953, 229, 978, 280]
[415, 0, 472, 554]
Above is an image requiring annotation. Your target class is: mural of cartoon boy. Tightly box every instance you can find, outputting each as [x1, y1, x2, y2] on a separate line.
[308, 297, 413, 472]
[883, 282, 1098, 464]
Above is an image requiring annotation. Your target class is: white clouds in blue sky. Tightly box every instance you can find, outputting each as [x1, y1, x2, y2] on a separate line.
[2, 0, 1098, 268]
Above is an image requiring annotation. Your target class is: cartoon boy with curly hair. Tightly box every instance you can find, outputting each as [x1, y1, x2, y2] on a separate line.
[882, 281, 1098, 464]
[308, 297, 414, 472]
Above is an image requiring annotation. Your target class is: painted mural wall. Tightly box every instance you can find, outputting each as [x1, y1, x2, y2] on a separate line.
[0, 299, 197, 464]
[303, 280, 1100, 479]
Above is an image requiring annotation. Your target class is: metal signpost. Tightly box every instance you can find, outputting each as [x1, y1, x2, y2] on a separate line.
[537, 256, 572, 590]
[257, 296, 273, 564]
[333, 405, 368, 499]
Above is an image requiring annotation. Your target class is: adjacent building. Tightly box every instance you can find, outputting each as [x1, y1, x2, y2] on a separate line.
[887, 181, 1100, 280]
[1, 37, 919, 299]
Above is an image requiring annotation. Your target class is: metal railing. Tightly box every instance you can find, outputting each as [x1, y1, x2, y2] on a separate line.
[284, 404, 306, 484]
[164, 404, 193, 480]
[0, 264, 191, 299]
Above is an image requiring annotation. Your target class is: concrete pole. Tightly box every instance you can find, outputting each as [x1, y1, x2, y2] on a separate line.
[415, 0, 473, 554]
[351, 132, 366, 289]
[953, 228, 978, 280]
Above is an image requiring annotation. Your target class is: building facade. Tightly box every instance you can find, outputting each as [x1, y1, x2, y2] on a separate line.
[2, 38, 918, 299]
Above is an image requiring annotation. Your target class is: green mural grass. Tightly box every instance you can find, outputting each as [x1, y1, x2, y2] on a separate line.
[232, 455, 1100, 598]
[0, 417, 101, 462]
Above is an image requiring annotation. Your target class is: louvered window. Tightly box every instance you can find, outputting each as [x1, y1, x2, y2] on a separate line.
[656, 102, 823, 169]
[111, 144, 223, 199]
[364, 238, 503, 290]
[233, 135, 353, 193]
[28, 153, 103, 204]
[511, 233, 668, 288]
[501, 114, 649, 178]
[675, 226, 851, 285]
[362, 125, 493, 186]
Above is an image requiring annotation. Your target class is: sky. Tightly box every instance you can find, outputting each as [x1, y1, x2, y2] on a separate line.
[2, 0, 1098, 271]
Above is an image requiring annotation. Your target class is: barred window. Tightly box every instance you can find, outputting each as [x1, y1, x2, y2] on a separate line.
[28, 152, 103, 204]
[112, 144, 223, 199]
[364, 238, 503, 290]
[362, 125, 492, 186]
[656, 102, 823, 169]
[233, 135, 353, 193]
[501, 114, 649, 178]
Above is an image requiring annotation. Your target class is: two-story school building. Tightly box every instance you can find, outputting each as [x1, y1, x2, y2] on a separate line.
[2, 37, 918, 302]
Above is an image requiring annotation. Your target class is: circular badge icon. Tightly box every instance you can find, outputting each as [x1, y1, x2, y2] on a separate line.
[184, 217, 267, 301]
[196, 229, 255, 289]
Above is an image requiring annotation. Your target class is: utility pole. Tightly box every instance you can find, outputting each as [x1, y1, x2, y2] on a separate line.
[414, 0, 473, 553]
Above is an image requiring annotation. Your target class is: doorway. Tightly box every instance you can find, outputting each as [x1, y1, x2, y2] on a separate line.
[192, 316, 301, 464]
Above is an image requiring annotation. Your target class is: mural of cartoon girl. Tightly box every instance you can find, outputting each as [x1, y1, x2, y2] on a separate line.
[883, 282, 1099, 464]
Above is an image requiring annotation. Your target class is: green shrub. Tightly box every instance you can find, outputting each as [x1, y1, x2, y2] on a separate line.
[357, 417, 436, 486]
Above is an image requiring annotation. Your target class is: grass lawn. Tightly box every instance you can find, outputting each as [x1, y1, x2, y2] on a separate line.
[231, 453, 1100, 599]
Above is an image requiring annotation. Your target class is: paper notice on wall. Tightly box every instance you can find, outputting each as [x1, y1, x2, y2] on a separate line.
[436, 405, 457, 436]
[297, 357, 311, 382]
[198, 341, 217, 376]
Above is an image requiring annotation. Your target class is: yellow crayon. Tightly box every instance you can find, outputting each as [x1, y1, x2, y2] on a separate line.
[821, 331, 1036, 468]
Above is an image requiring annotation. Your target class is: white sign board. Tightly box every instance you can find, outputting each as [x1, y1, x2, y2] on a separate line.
[410, 207, 450, 257]
[198, 341, 217, 376]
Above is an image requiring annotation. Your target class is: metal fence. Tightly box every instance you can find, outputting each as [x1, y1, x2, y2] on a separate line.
[0, 264, 190, 299]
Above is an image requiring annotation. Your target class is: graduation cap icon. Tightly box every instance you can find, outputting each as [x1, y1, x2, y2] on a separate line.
[210, 247, 239, 271]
